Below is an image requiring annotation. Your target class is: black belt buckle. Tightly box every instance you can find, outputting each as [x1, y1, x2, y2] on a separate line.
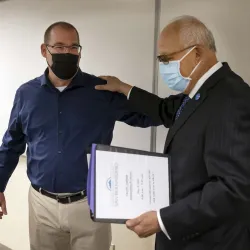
[57, 191, 86, 204]
[57, 196, 72, 203]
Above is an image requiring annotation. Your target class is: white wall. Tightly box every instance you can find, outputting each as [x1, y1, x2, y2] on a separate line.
[156, 0, 250, 152]
[1, 0, 250, 249]
[0, 0, 156, 249]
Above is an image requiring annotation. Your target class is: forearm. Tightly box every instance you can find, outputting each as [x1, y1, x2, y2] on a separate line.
[112, 87, 163, 127]
[0, 130, 26, 192]
[118, 83, 133, 97]
[0, 88, 26, 192]
[0, 147, 21, 192]
[128, 87, 181, 127]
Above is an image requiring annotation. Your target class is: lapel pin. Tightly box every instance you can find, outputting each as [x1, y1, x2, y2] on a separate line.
[195, 93, 200, 101]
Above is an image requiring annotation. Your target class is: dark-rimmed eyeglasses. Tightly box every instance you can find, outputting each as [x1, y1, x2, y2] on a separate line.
[46, 44, 82, 54]
[157, 44, 197, 64]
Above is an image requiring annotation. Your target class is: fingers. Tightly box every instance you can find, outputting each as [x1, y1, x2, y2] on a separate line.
[99, 75, 117, 81]
[99, 76, 108, 80]
[96, 75, 123, 93]
[126, 213, 155, 238]
[0, 200, 6, 219]
[126, 216, 141, 228]
[95, 75, 109, 91]
[132, 225, 144, 237]
[95, 85, 106, 90]
[127, 223, 148, 238]
[0, 198, 7, 215]
[0, 193, 7, 218]
[1, 201, 7, 215]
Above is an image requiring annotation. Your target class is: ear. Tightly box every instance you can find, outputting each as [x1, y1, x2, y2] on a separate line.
[195, 46, 203, 62]
[41, 44, 47, 58]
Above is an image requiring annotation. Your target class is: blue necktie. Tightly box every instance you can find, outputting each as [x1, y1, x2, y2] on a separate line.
[175, 96, 190, 120]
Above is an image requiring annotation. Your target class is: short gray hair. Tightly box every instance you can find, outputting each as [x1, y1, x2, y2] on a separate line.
[169, 15, 216, 52]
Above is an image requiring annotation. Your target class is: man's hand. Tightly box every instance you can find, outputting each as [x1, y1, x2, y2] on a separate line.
[95, 76, 133, 97]
[0, 192, 7, 219]
[126, 211, 161, 238]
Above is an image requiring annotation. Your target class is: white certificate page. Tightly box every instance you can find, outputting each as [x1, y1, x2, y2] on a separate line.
[95, 150, 169, 220]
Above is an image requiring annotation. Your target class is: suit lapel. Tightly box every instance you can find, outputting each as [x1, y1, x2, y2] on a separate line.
[164, 62, 231, 152]
[164, 93, 207, 151]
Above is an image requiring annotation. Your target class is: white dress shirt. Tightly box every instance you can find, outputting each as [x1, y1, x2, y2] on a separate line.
[127, 61, 223, 239]
[188, 62, 222, 99]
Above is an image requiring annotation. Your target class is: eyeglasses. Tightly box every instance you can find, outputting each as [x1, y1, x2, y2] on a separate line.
[157, 44, 196, 64]
[46, 44, 82, 54]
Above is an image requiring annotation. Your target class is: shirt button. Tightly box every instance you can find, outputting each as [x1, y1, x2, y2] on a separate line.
[59, 131, 62, 134]
[58, 151, 62, 154]
[59, 111, 62, 114]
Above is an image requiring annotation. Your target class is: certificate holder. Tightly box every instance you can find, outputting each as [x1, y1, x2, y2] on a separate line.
[87, 144, 171, 224]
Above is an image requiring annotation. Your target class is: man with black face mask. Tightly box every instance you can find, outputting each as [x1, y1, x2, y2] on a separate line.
[0, 22, 175, 250]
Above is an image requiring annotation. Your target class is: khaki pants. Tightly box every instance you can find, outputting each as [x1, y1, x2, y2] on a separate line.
[28, 186, 111, 250]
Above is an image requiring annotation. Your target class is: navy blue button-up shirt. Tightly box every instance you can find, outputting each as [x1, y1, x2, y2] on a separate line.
[0, 70, 158, 193]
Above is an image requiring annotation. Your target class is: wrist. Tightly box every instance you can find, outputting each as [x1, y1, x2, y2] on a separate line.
[119, 83, 132, 96]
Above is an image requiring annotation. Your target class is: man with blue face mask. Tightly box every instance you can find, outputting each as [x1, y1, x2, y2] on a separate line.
[159, 45, 201, 92]
[95, 15, 250, 250]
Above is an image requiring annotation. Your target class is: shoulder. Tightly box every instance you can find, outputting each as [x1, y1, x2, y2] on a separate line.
[80, 71, 107, 87]
[225, 68, 249, 91]
[209, 70, 250, 118]
[80, 71, 126, 102]
[216, 70, 250, 101]
[15, 75, 43, 99]
[18, 75, 43, 92]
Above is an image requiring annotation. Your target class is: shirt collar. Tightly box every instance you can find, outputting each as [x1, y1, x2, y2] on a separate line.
[189, 61, 223, 99]
[40, 68, 85, 87]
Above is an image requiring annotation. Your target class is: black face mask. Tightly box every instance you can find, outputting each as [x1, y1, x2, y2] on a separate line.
[49, 53, 79, 80]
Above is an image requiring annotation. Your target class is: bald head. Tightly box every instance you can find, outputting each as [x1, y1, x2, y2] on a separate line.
[158, 15, 218, 95]
[159, 15, 216, 54]
[44, 21, 80, 44]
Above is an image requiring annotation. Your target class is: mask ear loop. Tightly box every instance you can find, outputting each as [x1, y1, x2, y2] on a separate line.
[46, 45, 52, 55]
[45, 45, 53, 68]
[179, 46, 196, 61]
[179, 46, 201, 79]
[189, 61, 201, 78]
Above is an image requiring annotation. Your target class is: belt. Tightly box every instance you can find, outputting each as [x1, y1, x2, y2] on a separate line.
[32, 184, 87, 204]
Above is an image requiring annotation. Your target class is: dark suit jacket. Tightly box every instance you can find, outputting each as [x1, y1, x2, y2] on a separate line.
[129, 63, 250, 250]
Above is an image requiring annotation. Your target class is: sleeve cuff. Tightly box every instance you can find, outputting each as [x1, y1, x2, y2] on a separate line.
[127, 86, 134, 100]
[157, 210, 171, 240]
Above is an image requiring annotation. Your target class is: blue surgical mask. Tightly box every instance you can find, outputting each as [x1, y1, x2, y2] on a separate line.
[159, 46, 201, 92]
